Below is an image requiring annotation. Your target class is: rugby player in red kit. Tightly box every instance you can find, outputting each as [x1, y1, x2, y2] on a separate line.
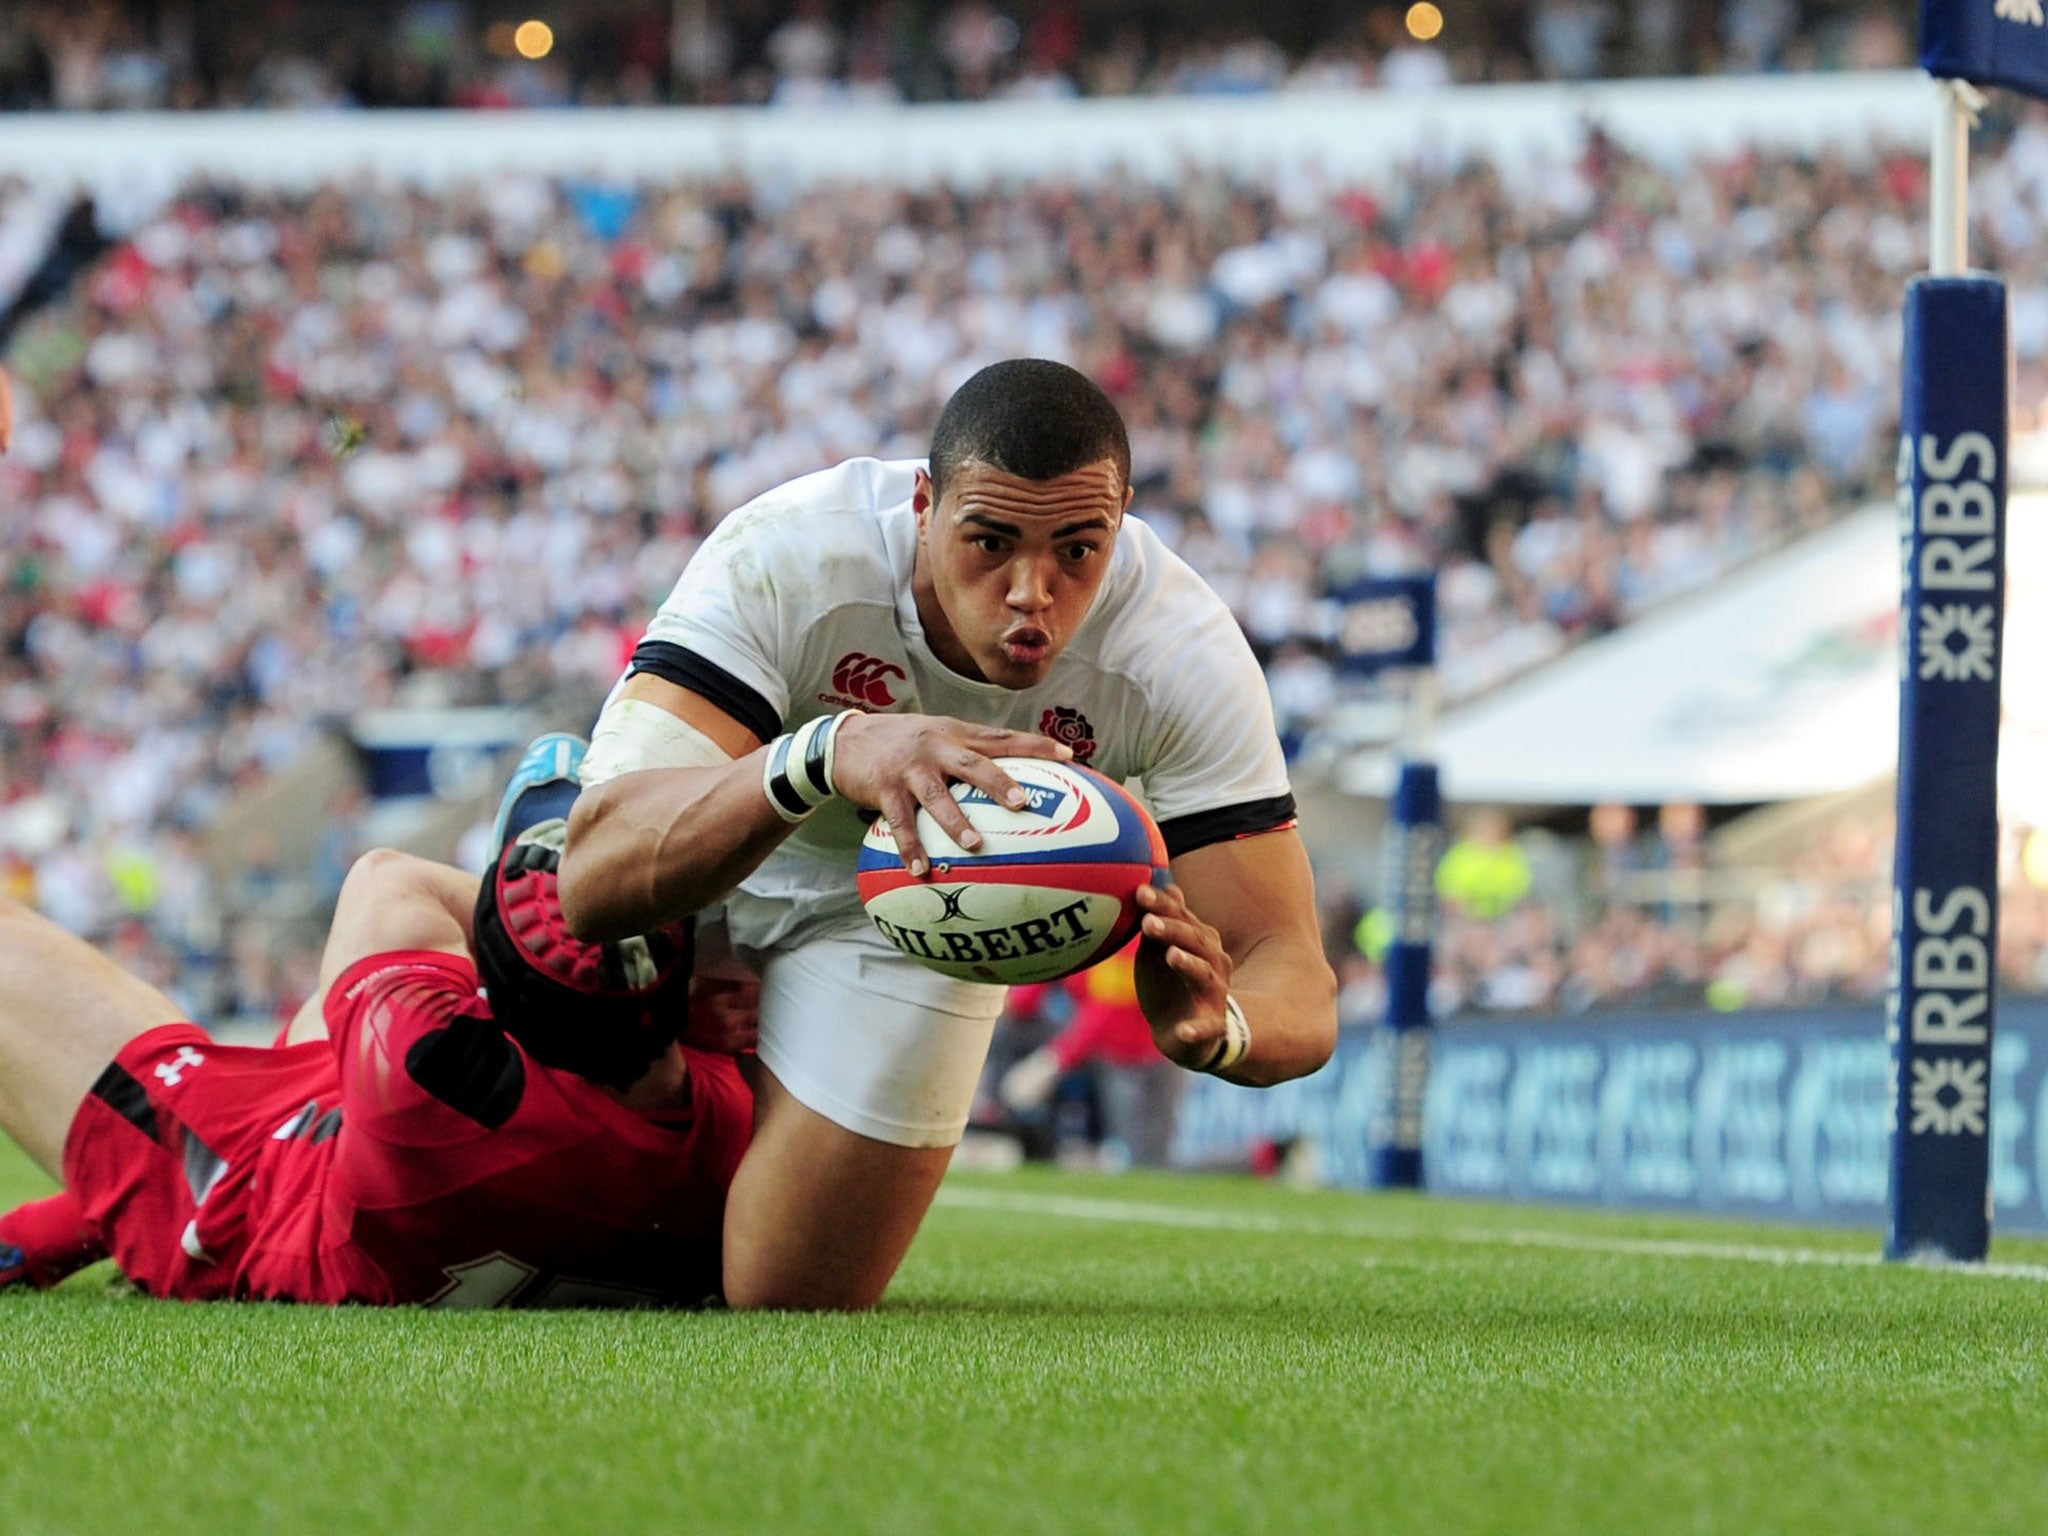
[0, 827, 752, 1309]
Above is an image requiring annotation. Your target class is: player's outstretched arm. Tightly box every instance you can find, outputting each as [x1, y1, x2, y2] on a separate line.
[559, 674, 1070, 941]
[1134, 828, 1336, 1088]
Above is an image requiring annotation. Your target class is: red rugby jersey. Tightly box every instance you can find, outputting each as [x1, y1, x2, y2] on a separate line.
[240, 951, 751, 1307]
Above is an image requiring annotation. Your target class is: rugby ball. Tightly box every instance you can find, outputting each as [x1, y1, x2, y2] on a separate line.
[856, 758, 1169, 985]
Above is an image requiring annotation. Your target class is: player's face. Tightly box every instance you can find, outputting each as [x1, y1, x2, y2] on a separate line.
[912, 459, 1130, 689]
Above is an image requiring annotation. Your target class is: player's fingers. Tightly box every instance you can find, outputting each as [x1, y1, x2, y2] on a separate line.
[908, 768, 982, 853]
[1137, 913, 1206, 961]
[1163, 951, 1226, 1045]
[879, 791, 931, 878]
[960, 721, 1072, 760]
[1135, 882, 1190, 919]
[948, 750, 1030, 812]
[1166, 944, 1224, 991]
[1141, 912, 1215, 958]
[0, 367, 13, 455]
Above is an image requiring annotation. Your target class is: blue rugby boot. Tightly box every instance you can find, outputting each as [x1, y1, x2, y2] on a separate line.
[490, 732, 589, 859]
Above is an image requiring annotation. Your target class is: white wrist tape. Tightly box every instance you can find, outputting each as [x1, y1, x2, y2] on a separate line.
[762, 710, 857, 823]
[1196, 995, 1252, 1076]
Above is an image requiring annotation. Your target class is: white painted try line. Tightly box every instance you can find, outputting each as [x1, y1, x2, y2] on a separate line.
[934, 1187, 2048, 1284]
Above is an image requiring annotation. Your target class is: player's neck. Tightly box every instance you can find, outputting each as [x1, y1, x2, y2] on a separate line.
[609, 1044, 692, 1119]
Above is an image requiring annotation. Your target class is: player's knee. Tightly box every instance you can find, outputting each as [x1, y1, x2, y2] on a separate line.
[721, 1273, 887, 1313]
[0, 894, 52, 942]
[338, 847, 435, 906]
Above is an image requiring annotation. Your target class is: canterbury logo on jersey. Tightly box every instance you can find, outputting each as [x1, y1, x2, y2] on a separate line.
[825, 652, 906, 709]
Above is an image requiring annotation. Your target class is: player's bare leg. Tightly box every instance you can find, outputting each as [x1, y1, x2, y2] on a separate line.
[280, 990, 327, 1047]
[281, 848, 479, 1046]
[0, 898, 188, 1178]
[721, 1066, 952, 1310]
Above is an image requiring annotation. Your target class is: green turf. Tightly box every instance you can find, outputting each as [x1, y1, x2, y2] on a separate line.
[7, 1136, 2048, 1536]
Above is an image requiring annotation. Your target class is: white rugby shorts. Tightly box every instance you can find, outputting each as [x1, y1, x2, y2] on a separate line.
[742, 925, 1007, 1149]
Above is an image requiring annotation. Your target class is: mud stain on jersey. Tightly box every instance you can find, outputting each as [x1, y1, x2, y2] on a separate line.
[707, 493, 866, 609]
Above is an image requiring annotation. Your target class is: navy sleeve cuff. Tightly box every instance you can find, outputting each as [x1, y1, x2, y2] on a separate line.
[627, 641, 782, 743]
[1157, 794, 1299, 859]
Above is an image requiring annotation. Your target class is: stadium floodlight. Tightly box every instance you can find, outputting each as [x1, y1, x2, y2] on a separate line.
[1887, 1, 2036, 1262]
[1337, 574, 1440, 1188]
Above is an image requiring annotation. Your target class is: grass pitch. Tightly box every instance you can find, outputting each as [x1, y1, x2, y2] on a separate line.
[6, 1139, 2048, 1536]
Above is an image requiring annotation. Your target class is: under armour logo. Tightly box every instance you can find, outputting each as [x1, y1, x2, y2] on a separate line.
[154, 1046, 206, 1087]
[831, 652, 906, 708]
[930, 886, 978, 922]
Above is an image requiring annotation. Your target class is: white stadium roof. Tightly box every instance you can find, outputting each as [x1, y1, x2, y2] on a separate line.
[1340, 495, 2048, 813]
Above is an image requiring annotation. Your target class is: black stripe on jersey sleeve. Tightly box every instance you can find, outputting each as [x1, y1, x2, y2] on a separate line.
[91, 1062, 160, 1143]
[627, 641, 783, 743]
[405, 1017, 526, 1130]
[1157, 794, 1300, 860]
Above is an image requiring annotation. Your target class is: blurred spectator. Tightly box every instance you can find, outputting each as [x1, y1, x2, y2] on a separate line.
[1651, 800, 1709, 923]
[1625, 0, 1685, 75]
[1531, 0, 1616, 81]
[0, 0, 1923, 112]
[938, 0, 1019, 98]
[1373, 8, 1454, 92]
[767, 0, 841, 105]
[996, 939, 1182, 1168]
[1840, 9, 1911, 70]
[1723, 0, 1800, 72]
[7, 100, 2045, 1023]
[1438, 809, 1534, 921]
[1588, 802, 1642, 903]
[1389, 805, 2048, 1019]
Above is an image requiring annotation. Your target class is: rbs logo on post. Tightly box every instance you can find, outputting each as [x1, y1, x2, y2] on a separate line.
[1899, 430, 1999, 683]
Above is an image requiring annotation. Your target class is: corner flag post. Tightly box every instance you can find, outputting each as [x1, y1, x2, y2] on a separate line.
[1334, 573, 1440, 1189]
[1887, 1, 2036, 1262]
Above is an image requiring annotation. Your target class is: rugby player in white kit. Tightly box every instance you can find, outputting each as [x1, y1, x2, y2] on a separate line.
[557, 360, 1337, 1308]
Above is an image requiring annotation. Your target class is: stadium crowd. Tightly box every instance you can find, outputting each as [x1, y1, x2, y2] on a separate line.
[0, 1, 1914, 113]
[1371, 811, 2048, 1023]
[6, 100, 2048, 1026]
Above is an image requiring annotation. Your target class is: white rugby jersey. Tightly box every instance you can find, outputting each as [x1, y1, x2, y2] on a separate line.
[615, 456, 1294, 952]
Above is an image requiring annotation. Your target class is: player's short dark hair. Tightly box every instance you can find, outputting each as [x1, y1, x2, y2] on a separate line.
[928, 359, 1131, 503]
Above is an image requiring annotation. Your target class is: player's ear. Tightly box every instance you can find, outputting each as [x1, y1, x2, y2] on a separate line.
[1120, 481, 1135, 515]
[913, 467, 933, 531]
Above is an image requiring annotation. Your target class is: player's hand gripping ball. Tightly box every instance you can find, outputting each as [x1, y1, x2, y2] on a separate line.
[857, 758, 1168, 984]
